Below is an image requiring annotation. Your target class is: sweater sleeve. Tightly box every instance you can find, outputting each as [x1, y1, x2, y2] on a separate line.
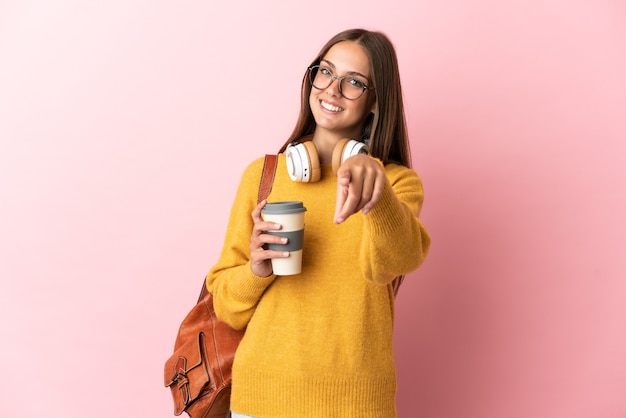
[359, 162, 431, 285]
[205, 157, 278, 330]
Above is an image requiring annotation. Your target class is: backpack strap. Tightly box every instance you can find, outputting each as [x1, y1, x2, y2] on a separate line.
[392, 275, 405, 298]
[258, 154, 278, 203]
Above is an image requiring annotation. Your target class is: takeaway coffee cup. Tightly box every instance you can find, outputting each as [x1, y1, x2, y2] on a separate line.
[261, 201, 307, 275]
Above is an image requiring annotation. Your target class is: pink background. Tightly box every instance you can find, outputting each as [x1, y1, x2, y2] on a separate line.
[1, 1, 625, 417]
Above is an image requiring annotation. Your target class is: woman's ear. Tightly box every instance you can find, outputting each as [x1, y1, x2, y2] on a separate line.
[362, 102, 378, 141]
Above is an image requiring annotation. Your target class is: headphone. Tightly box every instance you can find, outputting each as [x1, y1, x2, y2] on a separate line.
[285, 138, 369, 182]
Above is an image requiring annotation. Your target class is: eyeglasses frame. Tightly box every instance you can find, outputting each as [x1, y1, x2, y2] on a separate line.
[307, 65, 374, 100]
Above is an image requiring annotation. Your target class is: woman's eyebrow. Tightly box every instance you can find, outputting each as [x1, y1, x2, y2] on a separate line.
[320, 59, 368, 79]
[320, 59, 336, 69]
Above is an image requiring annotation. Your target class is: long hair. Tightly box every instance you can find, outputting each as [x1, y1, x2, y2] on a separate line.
[279, 29, 412, 168]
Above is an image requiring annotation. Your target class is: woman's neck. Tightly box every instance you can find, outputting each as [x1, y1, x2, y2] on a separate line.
[311, 130, 357, 165]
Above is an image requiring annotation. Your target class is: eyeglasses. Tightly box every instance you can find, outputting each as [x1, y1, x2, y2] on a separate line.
[307, 65, 373, 100]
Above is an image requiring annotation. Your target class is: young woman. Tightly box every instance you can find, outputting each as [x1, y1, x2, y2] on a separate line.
[207, 28, 431, 418]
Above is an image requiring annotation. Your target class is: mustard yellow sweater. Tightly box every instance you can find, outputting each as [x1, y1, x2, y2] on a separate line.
[207, 154, 430, 418]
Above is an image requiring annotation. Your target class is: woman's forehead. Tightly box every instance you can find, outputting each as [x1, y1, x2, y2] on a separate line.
[321, 41, 370, 76]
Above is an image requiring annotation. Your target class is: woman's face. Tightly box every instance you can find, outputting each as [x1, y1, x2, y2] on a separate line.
[309, 41, 375, 139]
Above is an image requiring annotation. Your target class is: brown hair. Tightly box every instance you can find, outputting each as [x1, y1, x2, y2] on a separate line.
[279, 28, 412, 168]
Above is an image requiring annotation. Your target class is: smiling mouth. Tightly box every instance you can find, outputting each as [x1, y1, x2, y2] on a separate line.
[320, 100, 344, 112]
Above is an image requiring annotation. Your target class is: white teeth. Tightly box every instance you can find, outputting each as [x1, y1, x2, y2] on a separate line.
[321, 100, 343, 112]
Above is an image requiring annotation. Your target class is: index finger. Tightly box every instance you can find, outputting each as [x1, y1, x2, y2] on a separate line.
[251, 199, 267, 222]
[334, 178, 363, 224]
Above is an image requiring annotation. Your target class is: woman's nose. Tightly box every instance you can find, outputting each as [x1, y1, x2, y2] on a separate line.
[325, 77, 341, 97]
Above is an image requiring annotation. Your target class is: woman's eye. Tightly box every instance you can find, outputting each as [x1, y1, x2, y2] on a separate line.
[320, 67, 332, 76]
[347, 78, 365, 89]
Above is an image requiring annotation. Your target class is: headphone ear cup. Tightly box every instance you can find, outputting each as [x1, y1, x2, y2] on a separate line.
[331, 139, 369, 174]
[303, 141, 321, 182]
[286, 141, 321, 182]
